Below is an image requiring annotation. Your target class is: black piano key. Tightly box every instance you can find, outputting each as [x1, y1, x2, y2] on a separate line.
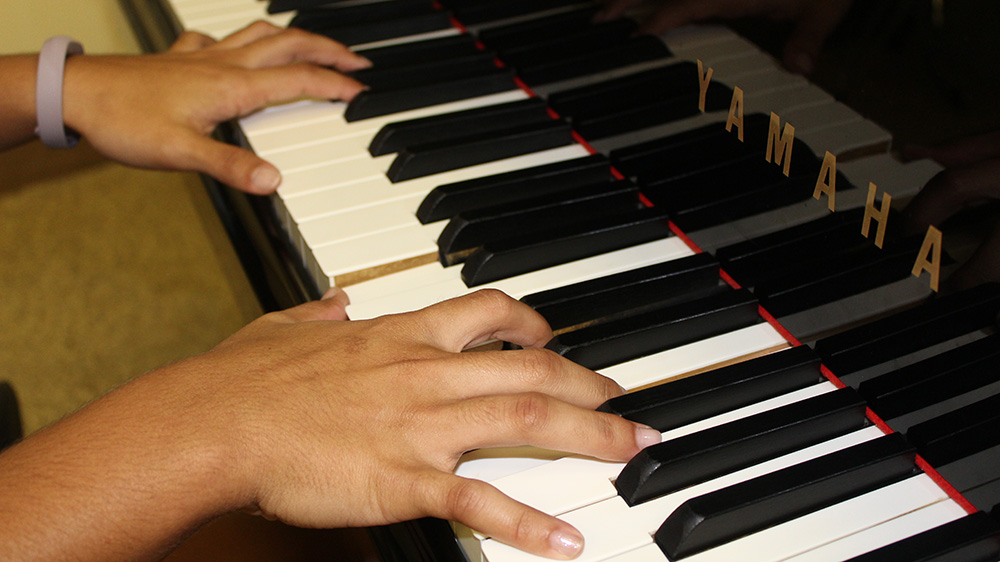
[753, 235, 926, 318]
[475, 7, 599, 51]
[717, 208, 867, 287]
[646, 166, 821, 233]
[936, 444, 1000, 505]
[616, 387, 870, 506]
[294, 11, 453, 47]
[496, 19, 638, 68]
[654, 434, 919, 560]
[598, 345, 826, 431]
[353, 34, 481, 70]
[905, 393, 1000, 467]
[521, 253, 721, 333]
[448, 0, 593, 25]
[843, 512, 1000, 562]
[437, 181, 642, 266]
[350, 51, 499, 92]
[416, 154, 612, 224]
[573, 83, 734, 140]
[609, 113, 773, 181]
[859, 334, 1000, 421]
[344, 68, 516, 121]
[814, 283, 1000, 376]
[368, 98, 551, 156]
[548, 63, 701, 117]
[272, 0, 424, 16]
[386, 120, 575, 182]
[543, 288, 761, 370]
[461, 207, 675, 288]
[965, 477, 1000, 514]
[516, 35, 672, 87]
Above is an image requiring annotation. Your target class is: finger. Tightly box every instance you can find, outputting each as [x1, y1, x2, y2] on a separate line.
[428, 347, 624, 406]
[170, 31, 218, 53]
[946, 223, 1000, 292]
[420, 473, 586, 559]
[239, 63, 367, 107]
[639, 0, 739, 34]
[594, 0, 646, 22]
[902, 131, 1000, 167]
[211, 20, 286, 49]
[903, 159, 1000, 235]
[782, 0, 853, 75]
[274, 287, 353, 323]
[228, 28, 371, 72]
[440, 392, 659, 461]
[406, 290, 555, 352]
[171, 132, 282, 194]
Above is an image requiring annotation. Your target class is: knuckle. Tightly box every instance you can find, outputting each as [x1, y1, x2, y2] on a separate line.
[509, 393, 552, 435]
[467, 288, 516, 316]
[442, 479, 487, 521]
[516, 348, 561, 388]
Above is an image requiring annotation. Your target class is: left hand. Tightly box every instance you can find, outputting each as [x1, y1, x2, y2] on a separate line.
[61, 21, 370, 194]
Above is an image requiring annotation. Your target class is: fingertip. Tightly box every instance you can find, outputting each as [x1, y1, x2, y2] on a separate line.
[250, 163, 282, 194]
[784, 51, 815, 76]
[635, 424, 662, 451]
[548, 527, 585, 559]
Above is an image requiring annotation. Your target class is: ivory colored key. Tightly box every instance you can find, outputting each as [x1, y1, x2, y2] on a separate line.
[478, 427, 884, 562]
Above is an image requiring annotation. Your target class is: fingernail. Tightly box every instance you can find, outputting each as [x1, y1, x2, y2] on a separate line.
[550, 529, 583, 558]
[321, 286, 350, 305]
[251, 165, 281, 193]
[635, 425, 662, 449]
[356, 55, 373, 68]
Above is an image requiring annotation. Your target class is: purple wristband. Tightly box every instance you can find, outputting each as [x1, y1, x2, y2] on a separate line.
[36, 36, 84, 149]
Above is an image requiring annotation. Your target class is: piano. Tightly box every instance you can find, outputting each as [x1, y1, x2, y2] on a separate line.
[119, 1, 1000, 560]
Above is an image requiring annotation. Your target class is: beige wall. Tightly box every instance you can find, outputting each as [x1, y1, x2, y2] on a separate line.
[0, 0, 139, 54]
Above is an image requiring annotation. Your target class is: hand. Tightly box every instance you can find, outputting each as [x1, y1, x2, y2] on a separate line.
[204, 289, 656, 559]
[597, 0, 854, 74]
[902, 132, 1000, 291]
[0, 289, 658, 561]
[60, 21, 370, 194]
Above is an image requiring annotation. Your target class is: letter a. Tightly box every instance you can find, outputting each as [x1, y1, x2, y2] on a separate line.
[912, 225, 943, 292]
[725, 87, 744, 142]
[813, 151, 837, 211]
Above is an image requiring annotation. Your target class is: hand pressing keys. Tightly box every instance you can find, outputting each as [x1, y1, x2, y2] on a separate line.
[0, 289, 661, 561]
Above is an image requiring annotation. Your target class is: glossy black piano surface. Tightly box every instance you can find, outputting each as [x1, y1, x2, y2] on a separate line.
[119, 1, 1000, 560]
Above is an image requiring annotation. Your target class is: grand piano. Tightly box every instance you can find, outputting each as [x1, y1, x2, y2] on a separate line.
[120, 1, 1000, 560]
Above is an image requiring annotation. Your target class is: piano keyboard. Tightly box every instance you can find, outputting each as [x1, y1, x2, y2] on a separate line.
[134, 1, 1000, 560]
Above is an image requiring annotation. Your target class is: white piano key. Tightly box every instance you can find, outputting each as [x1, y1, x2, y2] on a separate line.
[780, 499, 967, 562]
[600, 323, 788, 391]
[485, 382, 838, 517]
[344, 237, 694, 317]
[683, 475, 952, 562]
[598, 482, 963, 562]
[245, 90, 531, 154]
[479, 427, 885, 562]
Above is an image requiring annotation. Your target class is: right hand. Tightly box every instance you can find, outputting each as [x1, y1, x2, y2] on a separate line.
[186, 289, 661, 559]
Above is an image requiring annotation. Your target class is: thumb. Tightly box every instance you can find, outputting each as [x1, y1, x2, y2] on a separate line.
[276, 288, 352, 323]
[782, 0, 852, 75]
[183, 133, 283, 195]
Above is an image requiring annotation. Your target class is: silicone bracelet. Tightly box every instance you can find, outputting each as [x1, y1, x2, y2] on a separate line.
[36, 36, 84, 149]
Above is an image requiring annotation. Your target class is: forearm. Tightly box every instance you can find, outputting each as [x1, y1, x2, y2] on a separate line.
[0, 55, 42, 151]
[0, 360, 248, 562]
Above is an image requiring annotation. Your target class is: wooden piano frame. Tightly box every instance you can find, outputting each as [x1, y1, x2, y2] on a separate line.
[118, 1, 471, 560]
